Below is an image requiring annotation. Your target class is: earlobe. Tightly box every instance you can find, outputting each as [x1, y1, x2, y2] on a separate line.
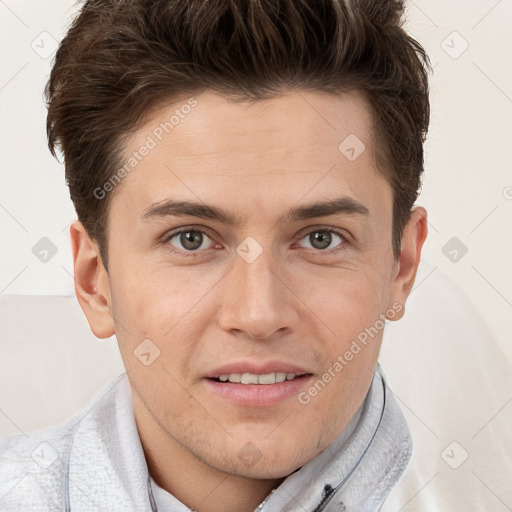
[69, 221, 115, 339]
[387, 207, 428, 321]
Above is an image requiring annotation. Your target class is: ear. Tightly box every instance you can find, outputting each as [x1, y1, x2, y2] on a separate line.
[69, 220, 115, 338]
[386, 207, 428, 321]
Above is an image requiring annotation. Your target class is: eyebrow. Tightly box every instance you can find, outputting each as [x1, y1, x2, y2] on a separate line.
[141, 196, 369, 226]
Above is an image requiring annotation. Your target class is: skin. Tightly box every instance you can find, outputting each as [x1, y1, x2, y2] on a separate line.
[70, 89, 427, 512]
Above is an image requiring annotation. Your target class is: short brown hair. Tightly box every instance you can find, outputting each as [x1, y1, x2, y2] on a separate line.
[46, 0, 431, 268]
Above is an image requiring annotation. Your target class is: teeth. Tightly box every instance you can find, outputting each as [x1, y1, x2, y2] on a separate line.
[216, 372, 299, 384]
[241, 373, 259, 384]
[257, 373, 276, 385]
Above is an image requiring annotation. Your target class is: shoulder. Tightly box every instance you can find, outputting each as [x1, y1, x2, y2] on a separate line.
[0, 421, 75, 510]
[0, 374, 127, 511]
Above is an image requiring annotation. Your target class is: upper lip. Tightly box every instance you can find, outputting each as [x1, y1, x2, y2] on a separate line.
[205, 361, 311, 378]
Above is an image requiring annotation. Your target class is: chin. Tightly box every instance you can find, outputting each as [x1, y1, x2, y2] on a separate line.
[233, 460, 302, 480]
[221, 444, 311, 480]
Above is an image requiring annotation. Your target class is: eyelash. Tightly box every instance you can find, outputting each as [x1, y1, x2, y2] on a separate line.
[162, 226, 351, 258]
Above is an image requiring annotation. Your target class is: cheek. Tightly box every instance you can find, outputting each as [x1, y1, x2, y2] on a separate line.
[305, 268, 389, 338]
[299, 269, 388, 411]
[108, 259, 224, 384]
[300, 278, 384, 417]
[109, 257, 214, 336]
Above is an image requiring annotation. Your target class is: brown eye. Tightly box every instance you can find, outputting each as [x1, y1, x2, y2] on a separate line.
[310, 231, 333, 250]
[298, 229, 346, 252]
[180, 231, 204, 250]
[167, 229, 213, 253]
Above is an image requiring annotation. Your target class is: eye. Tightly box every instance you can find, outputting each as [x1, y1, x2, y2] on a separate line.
[297, 228, 347, 252]
[165, 229, 217, 255]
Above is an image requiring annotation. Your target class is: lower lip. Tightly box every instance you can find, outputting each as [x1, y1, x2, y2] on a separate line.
[204, 375, 313, 407]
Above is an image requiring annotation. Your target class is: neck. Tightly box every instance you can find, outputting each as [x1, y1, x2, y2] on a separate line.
[132, 393, 285, 512]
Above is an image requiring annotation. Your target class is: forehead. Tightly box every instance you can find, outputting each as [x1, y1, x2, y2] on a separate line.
[128, 89, 375, 162]
[111, 89, 390, 220]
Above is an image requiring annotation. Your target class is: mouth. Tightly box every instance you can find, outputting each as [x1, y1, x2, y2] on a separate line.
[210, 371, 308, 385]
[204, 370, 313, 407]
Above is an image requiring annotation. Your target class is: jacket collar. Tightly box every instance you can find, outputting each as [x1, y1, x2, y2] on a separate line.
[66, 374, 154, 511]
[257, 363, 412, 511]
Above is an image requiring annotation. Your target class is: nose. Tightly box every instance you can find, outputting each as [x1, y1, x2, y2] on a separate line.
[217, 244, 301, 340]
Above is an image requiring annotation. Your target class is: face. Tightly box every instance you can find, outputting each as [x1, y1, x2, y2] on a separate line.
[73, 89, 426, 481]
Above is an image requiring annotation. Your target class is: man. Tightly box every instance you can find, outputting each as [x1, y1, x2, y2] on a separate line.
[0, 0, 430, 510]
